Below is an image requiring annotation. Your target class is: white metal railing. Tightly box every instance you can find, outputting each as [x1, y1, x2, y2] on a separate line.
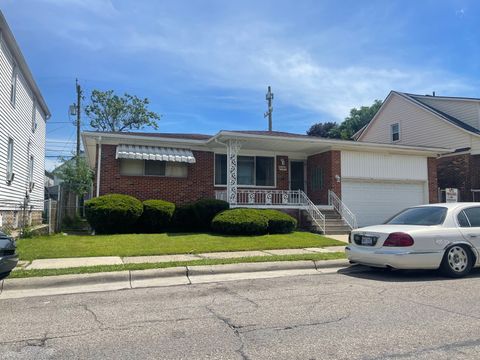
[328, 189, 358, 229]
[214, 189, 326, 233]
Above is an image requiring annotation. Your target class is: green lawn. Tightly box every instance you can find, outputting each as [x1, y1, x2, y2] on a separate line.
[11, 252, 346, 278]
[17, 231, 344, 261]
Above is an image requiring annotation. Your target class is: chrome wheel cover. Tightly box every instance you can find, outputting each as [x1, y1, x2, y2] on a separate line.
[447, 246, 468, 273]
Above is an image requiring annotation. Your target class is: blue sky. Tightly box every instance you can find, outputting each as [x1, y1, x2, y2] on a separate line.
[2, 0, 479, 169]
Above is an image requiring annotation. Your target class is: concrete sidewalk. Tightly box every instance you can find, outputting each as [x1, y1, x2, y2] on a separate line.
[19, 246, 346, 270]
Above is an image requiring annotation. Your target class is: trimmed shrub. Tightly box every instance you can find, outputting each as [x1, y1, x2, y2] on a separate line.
[262, 210, 297, 234]
[85, 194, 143, 234]
[171, 203, 198, 232]
[192, 199, 229, 230]
[211, 208, 269, 235]
[138, 200, 175, 233]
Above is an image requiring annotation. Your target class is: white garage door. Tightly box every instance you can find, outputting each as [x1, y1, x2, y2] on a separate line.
[342, 181, 426, 227]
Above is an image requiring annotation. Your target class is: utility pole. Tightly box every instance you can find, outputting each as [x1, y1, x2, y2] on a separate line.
[264, 86, 274, 131]
[75, 79, 82, 166]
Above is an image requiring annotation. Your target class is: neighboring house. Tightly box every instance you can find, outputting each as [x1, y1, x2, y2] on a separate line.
[82, 130, 446, 229]
[355, 91, 480, 202]
[0, 11, 50, 229]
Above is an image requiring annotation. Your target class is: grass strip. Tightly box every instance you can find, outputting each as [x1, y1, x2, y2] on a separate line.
[10, 252, 346, 278]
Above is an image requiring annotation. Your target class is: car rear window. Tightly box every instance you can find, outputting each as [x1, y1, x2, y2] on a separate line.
[386, 207, 447, 226]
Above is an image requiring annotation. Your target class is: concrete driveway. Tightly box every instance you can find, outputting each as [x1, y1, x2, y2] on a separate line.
[1, 266, 480, 359]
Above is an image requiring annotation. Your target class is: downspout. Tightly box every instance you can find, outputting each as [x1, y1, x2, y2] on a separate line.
[96, 136, 102, 197]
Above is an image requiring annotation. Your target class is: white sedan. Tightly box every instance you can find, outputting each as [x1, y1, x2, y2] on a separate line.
[346, 203, 480, 278]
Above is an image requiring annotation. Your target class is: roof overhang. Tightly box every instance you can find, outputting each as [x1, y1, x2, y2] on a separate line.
[0, 11, 50, 118]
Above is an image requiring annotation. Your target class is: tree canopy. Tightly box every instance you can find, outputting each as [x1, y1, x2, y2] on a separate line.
[85, 90, 161, 132]
[53, 156, 93, 196]
[307, 99, 383, 140]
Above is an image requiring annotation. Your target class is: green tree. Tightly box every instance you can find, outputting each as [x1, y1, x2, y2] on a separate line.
[54, 156, 93, 197]
[307, 121, 339, 138]
[85, 90, 161, 132]
[306, 99, 383, 140]
[337, 99, 383, 139]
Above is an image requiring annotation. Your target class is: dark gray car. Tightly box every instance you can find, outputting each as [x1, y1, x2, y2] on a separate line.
[0, 231, 18, 280]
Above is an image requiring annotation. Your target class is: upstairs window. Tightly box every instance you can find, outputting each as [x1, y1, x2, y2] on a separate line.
[391, 123, 400, 142]
[6, 138, 14, 183]
[10, 64, 17, 106]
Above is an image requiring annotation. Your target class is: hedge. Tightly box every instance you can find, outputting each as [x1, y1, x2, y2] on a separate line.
[211, 208, 269, 235]
[261, 209, 297, 234]
[171, 203, 198, 231]
[138, 200, 175, 233]
[192, 199, 229, 230]
[85, 194, 143, 234]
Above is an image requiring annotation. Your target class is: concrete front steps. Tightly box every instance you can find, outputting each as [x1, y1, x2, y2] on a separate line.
[302, 209, 352, 235]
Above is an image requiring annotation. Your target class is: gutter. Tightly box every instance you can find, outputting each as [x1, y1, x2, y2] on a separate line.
[96, 136, 102, 197]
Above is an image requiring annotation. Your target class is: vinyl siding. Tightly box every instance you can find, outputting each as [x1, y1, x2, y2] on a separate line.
[341, 150, 428, 181]
[359, 93, 471, 150]
[0, 35, 46, 211]
[412, 96, 480, 130]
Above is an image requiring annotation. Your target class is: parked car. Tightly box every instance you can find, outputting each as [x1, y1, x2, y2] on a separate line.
[0, 231, 18, 280]
[346, 203, 480, 278]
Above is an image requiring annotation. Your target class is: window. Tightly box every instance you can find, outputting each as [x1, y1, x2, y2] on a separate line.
[311, 167, 323, 191]
[391, 123, 400, 142]
[6, 138, 14, 182]
[10, 64, 17, 106]
[32, 100, 37, 132]
[385, 206, 447, 226]
[145, 160, 166, 176]
[214, 154, 275, 186]
[459, 207, 480, 227]
[458, 210, 470, 227]
[215, 153, 227, 185]
[119, 159, 187, 178]
[28, 156, 34, 183]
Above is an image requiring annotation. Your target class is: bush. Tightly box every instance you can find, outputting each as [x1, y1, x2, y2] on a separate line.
[192, 199, 229, 230]
[262, 210, 297, 234]
[85, 194, 143, 234]
[211, 208, 269, 235]
[211, 208, 297, 235]
[138, 200, 175, 233]
[171, 203, 198, 232]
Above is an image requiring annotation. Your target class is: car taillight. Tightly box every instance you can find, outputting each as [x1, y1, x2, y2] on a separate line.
[383, 232, 414, 247]
[348, 231, 352, 243]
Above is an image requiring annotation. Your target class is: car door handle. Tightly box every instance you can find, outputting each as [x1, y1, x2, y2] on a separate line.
[468, 234, 478, 238]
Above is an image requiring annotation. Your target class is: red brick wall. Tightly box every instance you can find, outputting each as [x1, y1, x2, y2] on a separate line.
[427, 157, 439, 203]
[97, 145, 215, 204]
[437, 154, 471, 201]
[306, 150, 341, 204]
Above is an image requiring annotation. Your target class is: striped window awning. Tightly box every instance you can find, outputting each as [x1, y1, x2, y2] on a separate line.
[115, 144, 196, 163]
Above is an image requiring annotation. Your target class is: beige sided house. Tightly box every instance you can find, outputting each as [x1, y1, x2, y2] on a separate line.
[0, 11, 50, 230]
[355, 91, 480, 202]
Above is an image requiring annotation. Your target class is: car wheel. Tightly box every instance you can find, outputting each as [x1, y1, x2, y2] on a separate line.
[0, 271, 11, 281]
[440, 245, 473, 278]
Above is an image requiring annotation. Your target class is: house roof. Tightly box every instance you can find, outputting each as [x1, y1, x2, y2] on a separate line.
[0, 11, 50, 118]
[86, 131, 212, 141]
[398, 92, 480, 135]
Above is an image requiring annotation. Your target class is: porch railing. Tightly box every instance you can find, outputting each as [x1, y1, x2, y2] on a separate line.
[328, 189, 358, 229]
[215, 189, 326, 233]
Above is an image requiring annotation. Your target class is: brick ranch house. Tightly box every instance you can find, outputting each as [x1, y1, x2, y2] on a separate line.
[82, 130, 447, 232]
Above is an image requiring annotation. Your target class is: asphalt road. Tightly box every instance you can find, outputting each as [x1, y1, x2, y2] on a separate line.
[1, 266, 480, 360]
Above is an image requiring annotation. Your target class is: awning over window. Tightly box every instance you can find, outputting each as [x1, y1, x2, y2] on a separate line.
[115, 144, 196, 163]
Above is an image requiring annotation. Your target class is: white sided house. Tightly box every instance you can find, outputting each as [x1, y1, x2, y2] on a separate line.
[83, 130, 447, 231]
[0, 11, 50, 229]
[355, 91, 480, 202]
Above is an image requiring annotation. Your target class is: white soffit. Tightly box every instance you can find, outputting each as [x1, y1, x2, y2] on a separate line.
[116, 144, 196, 163]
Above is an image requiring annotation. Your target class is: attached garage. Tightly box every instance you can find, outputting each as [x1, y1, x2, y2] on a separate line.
[340, 151, 430, 227]
[342, 180, 425, 227]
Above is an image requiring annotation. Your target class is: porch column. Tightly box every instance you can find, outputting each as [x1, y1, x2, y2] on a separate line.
[227, 139, 241, 205]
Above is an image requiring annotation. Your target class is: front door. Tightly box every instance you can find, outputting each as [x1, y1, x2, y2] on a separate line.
[290, 161, 305, 191]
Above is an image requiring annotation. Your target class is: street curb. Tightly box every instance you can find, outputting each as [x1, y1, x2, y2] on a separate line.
[0, 259, 350, 296]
